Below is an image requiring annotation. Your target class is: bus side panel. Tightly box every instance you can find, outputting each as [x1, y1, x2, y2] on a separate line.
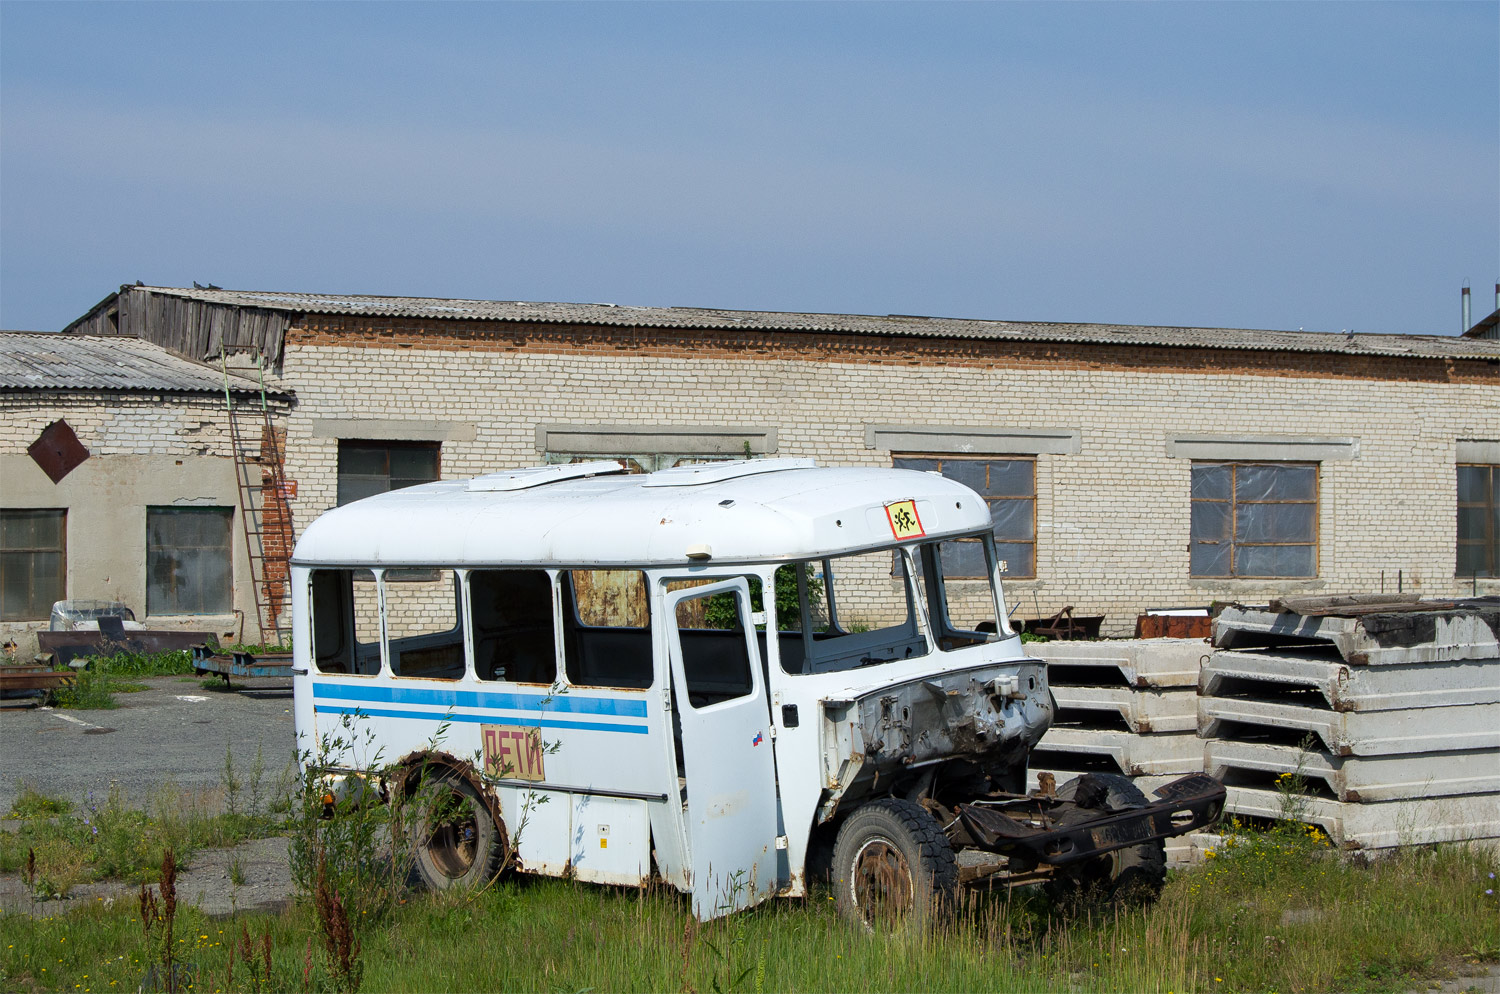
[499, 786, 572, 877]
[570, 795, 651, 886]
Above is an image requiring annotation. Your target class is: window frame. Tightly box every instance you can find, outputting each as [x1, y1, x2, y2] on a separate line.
[0, 508, 67, 621]
[892, 454, 1037, 579]
[336, 440, 441, 507]
[1190, 461, 1320, 579]
[1457, 463, 1499, 578]
[146, 506, 235, 616]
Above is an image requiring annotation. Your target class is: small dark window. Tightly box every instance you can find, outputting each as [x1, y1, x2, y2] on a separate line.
[1457, 464, 1499, 578]
[894, 456, 1035, 578]
[1191, 462, 1317, 578]
[1, 509, 66, 620]
[147, 507, 233, 615]
[472, 570, 558, 684]
[337, 441, 440, 506]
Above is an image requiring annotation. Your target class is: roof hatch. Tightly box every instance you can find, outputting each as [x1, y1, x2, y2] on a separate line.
[641, 458, 817, 488]
[466, 460, 626, 492]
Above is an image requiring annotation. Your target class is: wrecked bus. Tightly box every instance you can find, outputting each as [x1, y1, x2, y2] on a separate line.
[290, 458, 1223, 923]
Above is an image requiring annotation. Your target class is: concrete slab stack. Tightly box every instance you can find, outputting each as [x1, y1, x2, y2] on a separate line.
[1200, 596, 1500, 851]
[1024, 637, 1209, 780]
[1023, 637, 1211, 865]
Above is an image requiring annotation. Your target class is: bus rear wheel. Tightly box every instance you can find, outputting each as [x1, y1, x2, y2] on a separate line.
[409, 770, 505, 891]
[1044, 773, 1166, 912]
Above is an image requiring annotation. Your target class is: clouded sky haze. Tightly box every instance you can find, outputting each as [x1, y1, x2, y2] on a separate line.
[2, 1, 1496, 335]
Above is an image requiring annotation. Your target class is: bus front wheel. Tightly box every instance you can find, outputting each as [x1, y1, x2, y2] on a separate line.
[409, 769, 505, 891]
[832, 798, 956, 930]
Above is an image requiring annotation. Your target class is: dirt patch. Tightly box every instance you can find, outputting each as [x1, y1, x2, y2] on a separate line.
[0, 835, 295, 918]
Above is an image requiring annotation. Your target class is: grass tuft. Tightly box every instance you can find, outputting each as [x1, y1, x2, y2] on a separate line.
[7, 782, 73, 820]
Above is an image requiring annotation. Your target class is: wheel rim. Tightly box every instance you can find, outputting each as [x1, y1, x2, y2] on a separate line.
[425, 787, 479, 879]
[850, 837, 914, 925]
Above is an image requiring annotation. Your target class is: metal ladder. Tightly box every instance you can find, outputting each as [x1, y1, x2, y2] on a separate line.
[221, 349, 293, 646]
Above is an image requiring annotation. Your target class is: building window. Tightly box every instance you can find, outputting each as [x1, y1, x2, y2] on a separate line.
[337, 441, 440, 506]
[1191, 462, 1317, 578]
[1, 509, 66, 620]
[893, 456, 1035, 578]
[147, 507, 233, 615]
[1457, 464, 1499, 578]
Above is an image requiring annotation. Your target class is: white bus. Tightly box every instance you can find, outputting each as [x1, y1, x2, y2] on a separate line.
[291, 459, 1221, 923]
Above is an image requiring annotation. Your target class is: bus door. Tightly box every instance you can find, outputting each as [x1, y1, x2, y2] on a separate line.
[664, 578, 779, 920]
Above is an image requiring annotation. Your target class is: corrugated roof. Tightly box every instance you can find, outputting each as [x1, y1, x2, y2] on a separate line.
[0, 332, 267, 394]
[125, 285, 1500, 361]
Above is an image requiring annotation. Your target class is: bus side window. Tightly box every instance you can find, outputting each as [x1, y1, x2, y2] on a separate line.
[310, 569, 380, 676]
[386, 569, 464, 681]
[562, 569, 652, 689]
[471, 570, 557, 684]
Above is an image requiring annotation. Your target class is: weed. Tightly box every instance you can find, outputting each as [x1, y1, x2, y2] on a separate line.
[224, 739, 243, 819]
[228, 922, 276, 993]
[220, 641, 292, 655]
[6, 781, 73, 819]
[314, 852, 364, 993]
[52, 661, 116, 709]
[27, 837, 91, 896]
[248, 741, 268, 815]
[139, 847, 191, 993]
[288, 709, 421, 991]
[287, 711, 413, 925]
[95, 649, 195, 677]
[228, 855, 247, 887]
[50, 650, 195, 709]
[1273, 733, 1321, 827]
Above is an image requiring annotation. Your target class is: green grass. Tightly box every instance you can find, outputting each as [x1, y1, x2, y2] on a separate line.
[2, 760, 287, 897]
[48, 651, 196, 709]
[2, 824, 1496, 993]
[4, 785, 72, 821]
[88, 649, 195, 678]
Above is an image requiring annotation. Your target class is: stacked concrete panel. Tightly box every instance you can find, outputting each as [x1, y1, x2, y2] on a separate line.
[1023, 637, 1211, 864]
[1025, 637, 1209, 777]
[1201, 597, 1500, 851]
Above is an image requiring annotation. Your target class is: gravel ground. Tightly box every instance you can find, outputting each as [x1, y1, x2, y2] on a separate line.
[0, 675, 300, 918]
[0, 675, 297, 814]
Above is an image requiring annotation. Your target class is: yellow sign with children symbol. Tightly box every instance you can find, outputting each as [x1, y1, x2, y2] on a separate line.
[884, 500, 925, 540]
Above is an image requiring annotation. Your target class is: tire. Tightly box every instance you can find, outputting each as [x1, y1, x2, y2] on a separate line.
[409, 769, 505, 892]
[832, 798, 957, 930]
[1044, 773, 1166, 912]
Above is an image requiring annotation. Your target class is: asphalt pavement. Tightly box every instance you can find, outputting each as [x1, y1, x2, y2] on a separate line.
[0, 675, 297, 814]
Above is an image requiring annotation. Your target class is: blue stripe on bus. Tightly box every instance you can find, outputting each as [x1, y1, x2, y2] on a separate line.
[313, 704, 649, 735]
[311, 681, 648, 718]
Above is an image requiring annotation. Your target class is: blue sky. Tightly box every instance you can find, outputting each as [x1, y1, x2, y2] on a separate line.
[1, 1, 1496, 335]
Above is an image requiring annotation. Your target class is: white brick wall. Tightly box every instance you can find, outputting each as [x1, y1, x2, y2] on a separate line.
[268, 345, 1500, 635]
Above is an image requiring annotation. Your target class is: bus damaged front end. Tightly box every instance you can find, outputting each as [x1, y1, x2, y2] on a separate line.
[799, 532, 1225, 900]
[817, 656, 1054, 823]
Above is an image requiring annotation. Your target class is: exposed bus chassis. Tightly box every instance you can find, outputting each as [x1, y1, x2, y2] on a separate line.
[940, 772, 1226, 885]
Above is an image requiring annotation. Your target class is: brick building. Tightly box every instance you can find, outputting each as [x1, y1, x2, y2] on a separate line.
[29, 284, 1500, 638]
[0, 331, 292, 655]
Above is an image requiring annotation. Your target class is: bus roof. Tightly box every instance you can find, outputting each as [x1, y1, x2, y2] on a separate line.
[291, 460, 994, 568]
